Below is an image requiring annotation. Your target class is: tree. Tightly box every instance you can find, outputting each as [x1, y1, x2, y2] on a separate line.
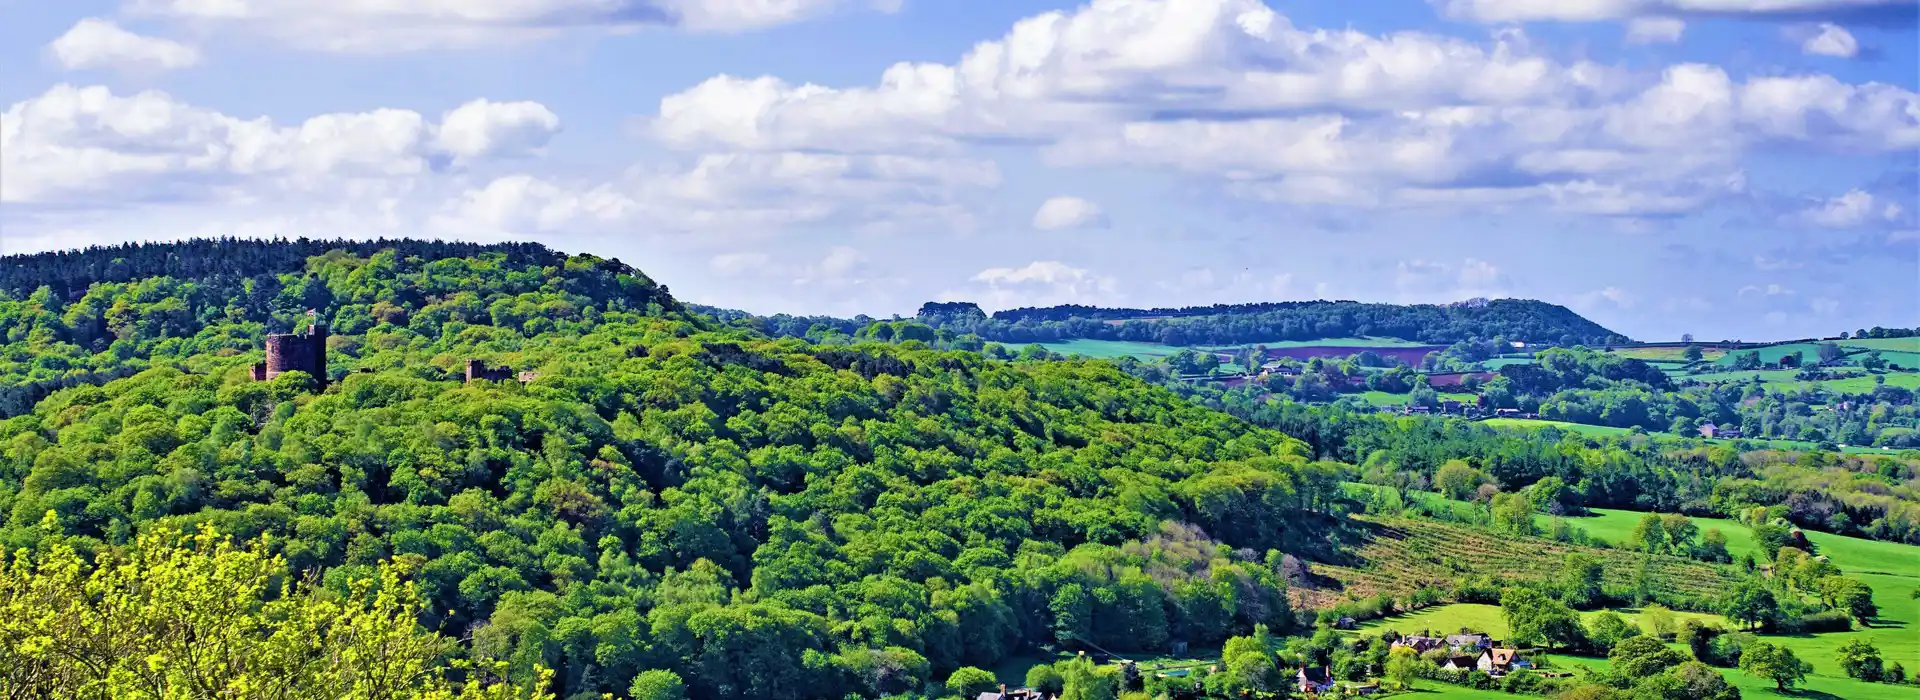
[1739, 640, 1810, 691]
[945, 667, 999, 698]
[1666, 661, 1740, 700]
[1560, 553, 1605, 608]
[1434, 460, 1489, 501]
[1861, 351, 1888, 370]
[1384, 647, 1420, 690]
[1818, 576, 1877, 624]
[1059, 655, 1118, 700]
[1492, 492, 1536, 537]
[1500, 587, 1586, 650]
[1610, 635, 1685, 678]
[1835, 639, 1884, 682]
[1640, 604, 1678, 640]
[629, 670, 688, 700]
[1816, 342, 1845, 364]
[1214, 626, 1280, 695]
[0, 525, 546, 700]
[1696, 529, 1731, 563]
[1683, 345, 1704, 362]
[1025, 665, 1065, 695]
[1585, 611, 1634, 652]
[1627, 514, 1668, 554]
[1721, 579, 1779, 630]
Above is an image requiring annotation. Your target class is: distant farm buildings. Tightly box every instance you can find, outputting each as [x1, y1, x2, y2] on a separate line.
[1699, 423, 1743, 439]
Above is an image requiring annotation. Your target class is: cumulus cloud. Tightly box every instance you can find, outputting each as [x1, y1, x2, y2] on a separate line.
[1625, 17, 1687, 43]
[0, 84, 560, 205]
[1431, 0, 1911, 23]
[49, 18, 200, 74]
[1800, 22, 1860, 57]
[1796, 189, 1903, 227]
[1390, 258, 1511, 302]
[1573, 286, 1640, 309]
[1031, 196, 1109, 230]
[436, 151, 998, 237]
[943, 261, 1122, 310]
[124, 0, 899, 52]
[646, 0, 1919, 222]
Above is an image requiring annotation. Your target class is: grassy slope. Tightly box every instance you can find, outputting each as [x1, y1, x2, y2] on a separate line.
[1355, 390, 1479, 406]
[1549, 508, 1919, 679]
[1612, 346, 1728, 362]
[1713, 343, 1836, 367]
[1478, 417, 1898, 455]
[1035, 336, 1431, 360]
[1307, 515, 1742, 607]
[1840, 338, 1920, 353]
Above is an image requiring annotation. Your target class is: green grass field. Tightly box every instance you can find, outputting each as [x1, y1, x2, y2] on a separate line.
[1217, 337, 1431, 349]
[1478, 418, 1896, 454]
[1481, 418, 1639, 437]
[1546, 653, 1915, 700]
[1840, 337, 1920, 353]
[1713, 343, 1836, 368]
[1353, 391, 1479, 406]
[1480, 357, 1537, 370]
[1034, 339, 1184, 359]
[1612, 346, 1728, 362]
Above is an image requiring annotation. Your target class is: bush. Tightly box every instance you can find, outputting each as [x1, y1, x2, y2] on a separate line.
[1780, 610, 1852, 634]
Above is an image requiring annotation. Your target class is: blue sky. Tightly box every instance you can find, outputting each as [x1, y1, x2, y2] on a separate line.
[1, 0, 1915, 341]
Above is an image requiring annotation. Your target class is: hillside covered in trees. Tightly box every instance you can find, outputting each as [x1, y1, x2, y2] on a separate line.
[4, 240, 1911, 700]
[695, 297, 1628, 349]
[0, 240, 1346, 698]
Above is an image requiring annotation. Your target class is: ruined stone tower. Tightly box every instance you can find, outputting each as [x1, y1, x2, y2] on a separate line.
[254, 322, 328, 385]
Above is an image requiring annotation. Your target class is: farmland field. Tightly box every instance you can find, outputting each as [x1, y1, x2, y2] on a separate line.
[1480, 356, 1536, 369]
[1712, 342, 1838, 367]
[1679, 369, 1920, 395]
[1481, 418, 1637, 437]
[1034, 338, 1182, 359]
[1840, 337, 1920, 353]
[1352, 390, 1478, 406]
[1213, 336, 1432, 349]
[1546, 653, 1913, 700]
[1611, 346, 1727, 362]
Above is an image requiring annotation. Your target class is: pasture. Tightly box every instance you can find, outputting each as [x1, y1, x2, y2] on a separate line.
[1034, 339, 1182, 359]
[1840, 337, 1920, 353]
[1353, 391, 1478, 406]
[1712, 342, 1834, 367]
[1611, 346, 1727, 362]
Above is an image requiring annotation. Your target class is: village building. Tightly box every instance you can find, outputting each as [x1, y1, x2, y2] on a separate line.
[1445, 633, 1493, 651]
[1477, 648, 1529, 676]
[1440, 655, 1478, 673]
[1699, 423, 1743, 439]
[1390, 636, 1443, 654]
[975, 685, 1048, 700]
[1296, 666, 1334, 694]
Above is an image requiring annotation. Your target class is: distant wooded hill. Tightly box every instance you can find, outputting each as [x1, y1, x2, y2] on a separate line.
[696, 297, 1630, 347]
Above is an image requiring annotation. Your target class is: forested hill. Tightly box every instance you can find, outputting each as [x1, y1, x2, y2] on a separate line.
[0, 238, 1345, 699]
[920, 298, 1628, 346]
[0, 238, 683, 393]
[694, 297, 1627, 348]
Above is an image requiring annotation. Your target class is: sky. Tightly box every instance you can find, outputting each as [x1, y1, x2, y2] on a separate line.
[0, 0, 1916, 342]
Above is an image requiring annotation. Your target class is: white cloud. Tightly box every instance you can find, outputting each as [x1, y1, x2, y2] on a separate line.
[1753, 253, 1804, 270]
[1739, 283, 1796, 296]
[48, 18, 200, 74]
[1391, 258, 1511, 302]
[435, 99, 562, 161]
[1, 84, 542, 205]
[1800, 23, 1860, 57]
[945, 261, 1122, 310]
[648, 0, 1918, 222]
[1574, 286, 1639, 309]
[437, 151, 998, 237]
[1031, 196, 1109, 230]
[1431, 0, 1908, 23]
[124, 0, 899, 52]
[1797, 189, 1902, 227]
[1625, 17, 1686, 43]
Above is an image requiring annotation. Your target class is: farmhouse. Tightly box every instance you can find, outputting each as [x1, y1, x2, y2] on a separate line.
[1698, 423, 1742, 439]
[1296, 666, 1334, 694]
[1445, 633, 1493, 651]
[1440, 655, 1478, 673]
[1391, 636, 1444, 654]
[975, 685, 1046, 700]
[1477, 648, 1528, 676]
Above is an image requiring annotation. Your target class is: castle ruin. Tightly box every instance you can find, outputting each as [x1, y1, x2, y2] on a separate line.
[465, 359, 540, 384]
[252, 323, 328, 385]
